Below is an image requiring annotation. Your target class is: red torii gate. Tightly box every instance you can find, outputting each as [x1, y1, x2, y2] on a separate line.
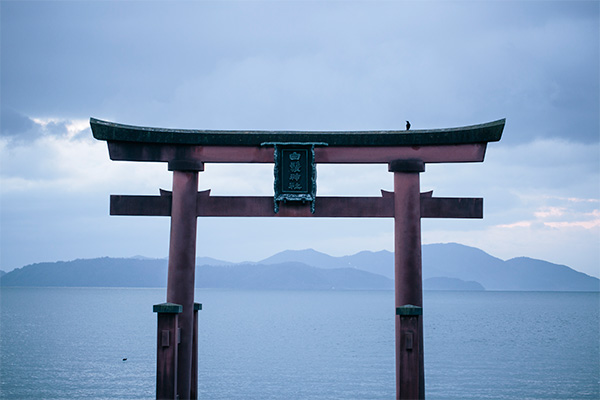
[91, 117, 504, 400]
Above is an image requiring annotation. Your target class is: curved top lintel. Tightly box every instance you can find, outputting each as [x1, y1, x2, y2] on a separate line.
[90, 118, 505, 147]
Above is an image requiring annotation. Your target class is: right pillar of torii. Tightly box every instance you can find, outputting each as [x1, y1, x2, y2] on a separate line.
[391, 159, 426, 399]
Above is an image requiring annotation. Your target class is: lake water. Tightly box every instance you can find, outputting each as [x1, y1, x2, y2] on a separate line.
[0, 288, 598, 399]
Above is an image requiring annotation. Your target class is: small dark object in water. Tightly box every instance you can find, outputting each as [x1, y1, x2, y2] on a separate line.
[406, 121, 411, 130]
[122, 358, 127, 361]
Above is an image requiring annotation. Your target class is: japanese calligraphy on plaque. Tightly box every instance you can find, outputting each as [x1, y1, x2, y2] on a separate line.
[272, 144, 317, 213]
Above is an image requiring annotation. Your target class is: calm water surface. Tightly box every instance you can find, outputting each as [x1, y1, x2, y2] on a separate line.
[1, 288, 598, 399]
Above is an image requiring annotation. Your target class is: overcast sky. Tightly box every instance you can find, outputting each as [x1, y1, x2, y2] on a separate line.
[1, 1, 598, 278]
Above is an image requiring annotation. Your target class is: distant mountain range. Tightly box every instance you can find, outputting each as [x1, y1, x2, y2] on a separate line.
[264, 244, 599, 291]
[1, 243, 598, 291]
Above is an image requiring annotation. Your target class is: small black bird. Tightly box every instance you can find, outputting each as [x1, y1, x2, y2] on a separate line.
[406, 121, 411, 131]
[122, 358, 127, 361]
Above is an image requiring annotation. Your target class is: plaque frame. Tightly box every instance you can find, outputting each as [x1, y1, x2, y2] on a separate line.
[266, 142, 326, 213]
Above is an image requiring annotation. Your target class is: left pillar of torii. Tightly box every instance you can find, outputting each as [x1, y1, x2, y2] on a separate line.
[168, 160, 203, 399]
[154, 160, 204, 400]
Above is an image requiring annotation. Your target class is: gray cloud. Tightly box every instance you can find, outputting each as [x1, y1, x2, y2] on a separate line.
[1, 2, 597, 143]
[0, 108, 37, 141]
[0, 107, 85, 147]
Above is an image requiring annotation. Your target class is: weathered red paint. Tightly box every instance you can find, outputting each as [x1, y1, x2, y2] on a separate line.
[165, 171, 199, 399]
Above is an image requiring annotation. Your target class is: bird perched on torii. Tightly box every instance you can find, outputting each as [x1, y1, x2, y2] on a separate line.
[406, 121, 411, 131]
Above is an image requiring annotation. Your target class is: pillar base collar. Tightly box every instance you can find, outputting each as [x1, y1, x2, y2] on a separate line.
[396, 305, 423, 316]
[153, 302, 183, 314]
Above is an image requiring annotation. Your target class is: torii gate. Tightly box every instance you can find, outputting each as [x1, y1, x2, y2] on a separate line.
[91, 117, 504, 400]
